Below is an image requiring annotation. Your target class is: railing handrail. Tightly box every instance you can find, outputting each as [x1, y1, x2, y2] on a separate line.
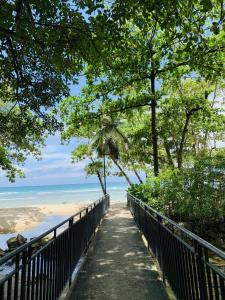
[0, 194, 109, 265]
[128, 192, 225, 260]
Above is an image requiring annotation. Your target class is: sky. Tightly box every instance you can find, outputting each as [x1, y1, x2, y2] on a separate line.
[0, 78, 127, 187]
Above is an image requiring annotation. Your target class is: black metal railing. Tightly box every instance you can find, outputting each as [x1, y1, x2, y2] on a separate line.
[128, 193, 225, 300]
[0, 194, 110, 300]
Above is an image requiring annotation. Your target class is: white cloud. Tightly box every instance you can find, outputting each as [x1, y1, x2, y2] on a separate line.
[0, 132, 91, 187]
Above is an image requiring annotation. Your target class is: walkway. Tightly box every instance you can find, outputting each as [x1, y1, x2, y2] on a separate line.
[69, 203, 169, 300]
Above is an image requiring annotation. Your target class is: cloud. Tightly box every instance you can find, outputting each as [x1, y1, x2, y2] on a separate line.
[0, 132, 92, 187]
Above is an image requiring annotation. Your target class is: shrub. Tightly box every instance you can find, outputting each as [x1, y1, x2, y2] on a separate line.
[128, 155, 225, 236]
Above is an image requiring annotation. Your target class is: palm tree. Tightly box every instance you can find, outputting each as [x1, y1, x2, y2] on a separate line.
[91, 116, 142, 185]
[71, 143, 106, 194]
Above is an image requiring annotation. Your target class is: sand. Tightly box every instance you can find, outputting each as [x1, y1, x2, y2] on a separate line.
[32, 203, 85, 216]
[0, 204, 85, 234]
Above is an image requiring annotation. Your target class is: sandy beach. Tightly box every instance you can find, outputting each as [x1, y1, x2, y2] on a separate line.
[0, 204, 85, 234]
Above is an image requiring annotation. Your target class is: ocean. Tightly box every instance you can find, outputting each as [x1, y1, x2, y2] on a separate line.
[0, 182, 127, 250]
[0, 182, 127, 208]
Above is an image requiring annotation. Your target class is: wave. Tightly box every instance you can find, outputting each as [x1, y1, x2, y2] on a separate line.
[0, 197, 37, 201]
[0, 192, 21, 195]
[33, 187, 125, 195]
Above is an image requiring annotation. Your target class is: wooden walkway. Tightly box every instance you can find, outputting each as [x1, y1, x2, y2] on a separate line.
[68, 203, 169, 300]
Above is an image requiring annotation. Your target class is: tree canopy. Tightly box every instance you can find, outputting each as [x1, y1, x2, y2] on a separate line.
[1, 0, 225, 184]
[0, 0, 106, 180]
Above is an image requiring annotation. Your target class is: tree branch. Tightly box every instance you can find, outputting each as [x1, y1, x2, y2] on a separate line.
[177, 106, 202, 168]
[157, 46, 225, 75]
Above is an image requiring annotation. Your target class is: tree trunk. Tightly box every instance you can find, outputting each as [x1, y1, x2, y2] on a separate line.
[112, 157, 132, 185]
[177, 107, 200, 169]
[177, 113, 190, 169]
[163, 140, 174, 168]
[96, 170, 106, 194]
[150, 71, 159, 176]
[133, 168, 143, 183]
[90, 158, 106, 194]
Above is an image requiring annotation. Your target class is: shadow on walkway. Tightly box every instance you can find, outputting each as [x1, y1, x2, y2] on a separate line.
[69, 203, 169, 300]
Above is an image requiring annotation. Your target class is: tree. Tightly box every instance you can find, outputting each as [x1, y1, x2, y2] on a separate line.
[158, 78, 225, 168]
[63, 0, 225, 176]
[90, 117, 133, 185]
[71, 144, 106, 194]
[0, 0, 105, 180]
[0, 99, 45, 181]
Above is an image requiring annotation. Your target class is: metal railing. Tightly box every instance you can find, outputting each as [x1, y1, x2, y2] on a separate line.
[128, 193, 225, 300]
[0, 194, 110, 300]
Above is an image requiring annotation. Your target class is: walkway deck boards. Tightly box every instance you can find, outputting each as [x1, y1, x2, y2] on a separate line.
[69, 203, 169, 300]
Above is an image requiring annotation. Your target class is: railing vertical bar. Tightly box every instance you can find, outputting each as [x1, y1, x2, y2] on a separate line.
[0, 283, 4, 300]
[35, 253, 40, 300]
[63, 233, 67, 287]
[204, 248, 214, 300]
[178, 243, 186, 300]
[192, 251, 200, 299]
[52, 237, 57, 300]
[7, 278, 12, 300]
[14, 253, 20, 300]
[39, 251, 44, 300]
[183, 245, 191, 298]
[26, 246, 32, 300]
[46, 245, 50, 300]
[220, 276, 225, 300]
[56, 237, 60, 297]
[48, 243, 52, 300]
[187, 250, 196, 300]
[213, 271, 220, 300]
[61, 235, 63, 293]
[31, 256, 36, 300]
[43, 249, 47, 300]
[20, 250, 27, 300]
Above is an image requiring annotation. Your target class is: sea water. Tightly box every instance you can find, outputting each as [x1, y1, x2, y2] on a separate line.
[0, 182, 127, 249]
[0, 182, 127, 208]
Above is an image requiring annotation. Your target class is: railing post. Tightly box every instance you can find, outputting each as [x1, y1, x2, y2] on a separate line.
[20, 250, 27, 300]
[194, 240, 207, 299]
[0, 284, 4, 300]
[157, 215, 165, 283]
[69, 217, 73, 286]
[144, 205, 149, 250]
[14, 253, 20, 299]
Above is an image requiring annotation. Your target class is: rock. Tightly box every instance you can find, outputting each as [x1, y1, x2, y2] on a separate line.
[39, 237, 51, 246]
[7, 234, 27, 250]
[31, 237, 52, 253]
[0, 248, 5, 258]
[7, 237, 18, 250]
[31, 242, 41, 251]
[16, 234, 27, 246]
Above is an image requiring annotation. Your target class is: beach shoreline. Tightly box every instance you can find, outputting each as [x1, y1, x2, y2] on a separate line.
[0, 204, 86, 234]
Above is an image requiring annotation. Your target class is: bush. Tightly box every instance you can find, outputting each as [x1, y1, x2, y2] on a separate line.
[128, 155, 225, 236]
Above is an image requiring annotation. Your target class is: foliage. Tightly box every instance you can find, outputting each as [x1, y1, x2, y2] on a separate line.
[0, 99, 45, 181]
[0, 0, 106, 180]
[84, 160, 104, 177]
[158, 78, 225, 168]
[61, 0, 225, 175]
[128, 153, 225, 235]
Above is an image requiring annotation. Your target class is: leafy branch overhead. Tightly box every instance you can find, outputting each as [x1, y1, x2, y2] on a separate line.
[1, 0, 225, 183]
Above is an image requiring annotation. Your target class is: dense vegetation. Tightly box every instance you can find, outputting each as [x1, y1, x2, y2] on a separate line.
[1, 1, 225, 244]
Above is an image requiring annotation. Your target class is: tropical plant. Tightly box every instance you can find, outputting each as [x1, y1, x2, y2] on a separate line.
[128, 152, 225, 237]
[72, 144, 106, 194]
[90, 117, 132, 185]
